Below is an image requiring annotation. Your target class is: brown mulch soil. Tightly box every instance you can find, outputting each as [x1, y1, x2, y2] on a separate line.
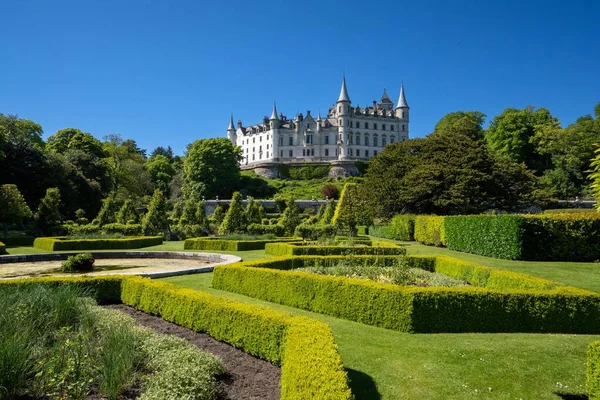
[106, 304, 280, 400]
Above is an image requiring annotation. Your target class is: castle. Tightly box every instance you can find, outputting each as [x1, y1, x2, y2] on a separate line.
[226, 77, 410, 177]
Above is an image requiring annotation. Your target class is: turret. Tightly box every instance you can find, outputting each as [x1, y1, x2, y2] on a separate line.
[227, 114, 236, 143]
[270, 102, 279, 161]
[394, 83, 410, 138]
[336, 75, 351, 160]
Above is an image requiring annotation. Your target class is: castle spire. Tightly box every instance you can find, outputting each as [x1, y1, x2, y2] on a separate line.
[227, 114, 235, 130]
[337, 75, 351, 103]
[396, 82, 409, 109]
[270, 102, 279, 120]
[380, 88, 391, 102]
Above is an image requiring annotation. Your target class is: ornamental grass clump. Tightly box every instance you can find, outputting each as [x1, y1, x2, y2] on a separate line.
[61, 253, 95, 273]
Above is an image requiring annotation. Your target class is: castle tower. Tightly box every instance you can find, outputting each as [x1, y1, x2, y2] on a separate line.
[395, 83, 409, 138]
[269, 102, 279, 161]
[336, 75, 351, 160]
[378, 89, 394, 111]
[227, 114, 236, 143]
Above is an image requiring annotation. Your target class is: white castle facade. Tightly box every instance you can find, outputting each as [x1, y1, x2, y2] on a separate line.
[226, 77, 410, 174]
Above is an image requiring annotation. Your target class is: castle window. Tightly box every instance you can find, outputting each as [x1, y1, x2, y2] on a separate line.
[374, 123, 377, 130]
[252, 154, 255, 160]
[391, 125, 394, 131]
[266, 151, 269, 158]
[246, 148, 248, 153]
[390, 136, 395, 144]
[260, 136, 262, 142]
[365, 135, 370, 146]
[338, 106, 341, 113]
[402, 124, 405, 131]
[253, 138, 255, 143]
[355, 122, 360, 129]
[366, 150, 369, 157]
[280, 136, 283, 146]
[365, 122, 369, 129]
[349, 148, 353, 156]
[355, 135, 360, 145]
[325, 135, 330, 145]
[289, 137, 293, 146]
[307, 123, 310, 129]
[306, 135, 312, 144]
[267, 144, 269, 149]
[348, 135, 352, 145]
[356, 149, 360, 157]
[303, 149, 305, 156]
[259, 146, 262, 152]
[382, 124, 386, 131]
[289, 150, 293, 157]
[373, 134, 378, 147]
[382, 136, 387, 146]
[325, 148, 329, 156]
[311, 149, 314, 156]
[374, 150, 378, 156]
[267, 135, 270, 140]
[336, 148, 339, 157]
[401, 111, 405, 118]
[280, 150, 283, 158]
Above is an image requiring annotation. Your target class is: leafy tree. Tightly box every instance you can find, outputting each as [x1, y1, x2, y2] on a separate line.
[280, 198, 302, 235]
[210, 204, 226, 226]
[0, 184, 32, 237]
[0, 113, 44, 147]
[46, 128, 105, 158]
[245, 197, 263, 225]
[150, 146, 175, 162]
[331, 183, 371, 236]
[434, 111, 486, 140]
[96, 197, 119, 226]
[116, 199, 139, 224]
[142, 189, 169, 236]
[219, 192, 246, 235]
[36, 188, 61, 235]
[320, 199, 336, 225]
[146, 154, 175, 195]
[182, 138, 243, 200]
[180, 199, 201, 226]
[321, 184, 339, 200]
[486, 107, 559, 174]
[195, 201, 207, 227]
[103, 134, 153, 200]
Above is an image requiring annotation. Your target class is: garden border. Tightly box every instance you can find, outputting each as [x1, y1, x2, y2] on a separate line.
[264, 241, 405, 256]
[33, 236, 163, 251]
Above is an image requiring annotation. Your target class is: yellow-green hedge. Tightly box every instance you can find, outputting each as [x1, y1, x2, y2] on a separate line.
[120, 277, 353, 400]
[264, 242, 406, 256]
[33, 236, 163, 251]
[184, 237, 298, 251]
[414, 216, 446, 246]
[213, 256, 600, 333]
[0, 275, 353, 400]
[588, 341, 600, 399]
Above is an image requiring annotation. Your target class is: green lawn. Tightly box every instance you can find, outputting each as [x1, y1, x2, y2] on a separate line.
[164, 272, 597, 400]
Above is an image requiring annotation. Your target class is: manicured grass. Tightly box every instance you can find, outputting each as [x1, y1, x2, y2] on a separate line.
[164, 272, 598, 400]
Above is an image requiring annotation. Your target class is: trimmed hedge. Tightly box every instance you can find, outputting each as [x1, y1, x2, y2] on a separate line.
[0, 235, 35, 246]
[0, 241, 5, 255]
[357, 226, 369, 235]
[414, 216, 446, 246]
[213, 256, 600, 333]
[264, 242, 406, 256]
[444, 215, 523, 259]
[369, 215, 416, 241]
[33, 236, 163, 251]
[294, 224, 337, 240]
[121, 277, 352, 400]
[247, 223, 286, 237]
[184, 237, 298, 251]
[588, 341, 600, 399]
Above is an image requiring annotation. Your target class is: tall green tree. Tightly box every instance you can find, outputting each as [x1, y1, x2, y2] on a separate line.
[219, 192, 246, 235]
[320, 199, 336, 225]
[142, 189, 169, 236]
[0, 184, 32, 237]
[434, 111, 486, 140]
[486, 107, 559, 174]
[331, 183, 371, 236]
[103, 134, 153, 200]
[0, 113, 44, 147]
[590, 145, 600, 210]
[116, 199, 139, 224]
[245, 197, 263, 225]
[182, 138, 242, 200]
[280, 198, 302, 236]
[97, 197, 119, 226]
[145, 154, 175, 196]
[36, 188, 61, 235]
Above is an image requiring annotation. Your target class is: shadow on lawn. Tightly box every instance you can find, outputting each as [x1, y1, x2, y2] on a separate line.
[555, 392, 588, 400]
[347, 368, 381, 400]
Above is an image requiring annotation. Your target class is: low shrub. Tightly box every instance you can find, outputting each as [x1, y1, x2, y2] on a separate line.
[265, 242, 406, 256]
[33, 236, 163, 251]
[414, 216, 446, 246]
[61, 253, 95, 273]
[294, 224, 337, 240]
[247, 223, 286, 237]
[444, 215, 524, 259]
[102, 223, 143, 236]
[588, 341, 600, 399]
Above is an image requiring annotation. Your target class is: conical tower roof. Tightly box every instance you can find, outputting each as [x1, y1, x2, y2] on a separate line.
[396, 83, 409, 109]
[270, 102, 279, 120]
[228, 114, 235, 130]
[337, 75, 351, 103]
[380, 88, 392, 102]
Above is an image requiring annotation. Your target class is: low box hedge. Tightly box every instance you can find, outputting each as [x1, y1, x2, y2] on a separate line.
[369, 215, 417, 241]
[33, 236, 163, 251]
[184, 237, 298, 251]
[213, 256, 600, 333]
[294, 224, 337, 240]
[0, 275, 353, 400]
[588, 341, 600, 399]
[0, 235, 35, 246]
[414, 216, 446, 246]
[264, 242, 406, 256]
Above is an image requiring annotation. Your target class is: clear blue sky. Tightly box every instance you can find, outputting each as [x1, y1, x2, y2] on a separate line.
[1, 0, 599, 155]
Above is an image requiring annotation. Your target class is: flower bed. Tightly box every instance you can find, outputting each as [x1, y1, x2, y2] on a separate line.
[212, 255, 600, 333]
[33, 236, 163, 251]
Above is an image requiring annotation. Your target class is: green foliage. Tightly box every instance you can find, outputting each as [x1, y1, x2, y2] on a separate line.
[591, 145, 600, 210]
[331, 184, 371, 235]
[247, 223, 286, 237]
[103, 134, 153, 200]
[444, 215, 524, 259]
[434, 111, 486, 140]
[100, 223, 142, 236]
[142, 189, 169, 236]
[280, 198, 302, 235]
[588, 341, 600, 399]
[414, 216, 446, 246]
[36, 187, 62, 235]
[214, 256, 600, 333]
[33, 236, 163, 251]
[120, 277, 352, 399]
[321, 184, 339, 199]
[180, 199, 200, 226]
[0, 184, 33, 226]
[244, 197, 263, 225]
[369, 215, 417, 241]
[182, 138, 242, 200]
[320, 199, 336, 225]
[294, 224, 337, 240]
[145, 154, 175, 196]
[279, 164, 331, 180]
[209, 204, 226, 226]
[61, 253, 95, 272]
[184, 237, 297, 251]
[219, 192, 246, 235]
[97, 196, 119, 226]
[116, 199, 139, 224]
[265, 242, 405, 256]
